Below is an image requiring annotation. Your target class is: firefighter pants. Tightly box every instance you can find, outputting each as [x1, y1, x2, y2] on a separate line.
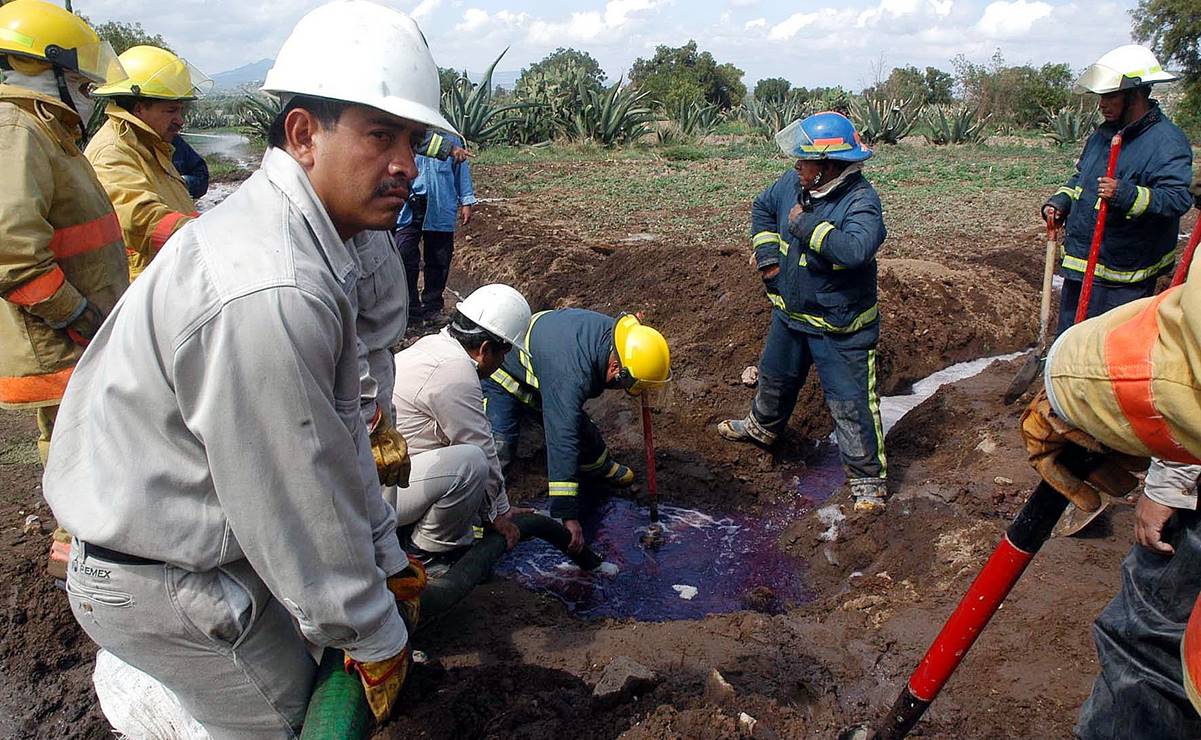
[65, 541, 316, 738]
[36, 403, 57, 466]
[750, 313, 886, 481]
[481, 377, 613, 477]
[1056, 276, 1157, 338]
[384, 444, 488, 553]
[1076, 509, 1201, 739]
[396, 225, 454, 317]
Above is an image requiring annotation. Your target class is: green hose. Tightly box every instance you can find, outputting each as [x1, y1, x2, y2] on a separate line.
[299, 513, 603, 739]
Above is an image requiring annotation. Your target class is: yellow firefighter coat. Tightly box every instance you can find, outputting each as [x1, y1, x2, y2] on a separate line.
[85, 106, 195, 279]
[0, 84, 128, 408]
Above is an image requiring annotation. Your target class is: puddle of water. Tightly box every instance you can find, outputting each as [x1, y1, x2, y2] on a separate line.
[497, 351, 1023, 621]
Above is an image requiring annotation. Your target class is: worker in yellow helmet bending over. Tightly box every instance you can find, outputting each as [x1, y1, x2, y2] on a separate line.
[0, 0, 129, 466]
[483, 310, 670, 552]
[87, 45, 211, 280]
[1020, 170, 1201, 738]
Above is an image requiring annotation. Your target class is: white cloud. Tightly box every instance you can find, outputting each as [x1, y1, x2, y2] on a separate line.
[729, 0, 759, 6]
[767, 8, 858, 41]
[455, 7, 490, 32]
[526, 0, 664, 44]
[975, 0, 1053, 38]
[410, 0, 441, 21]
[744, 17, 766, 29]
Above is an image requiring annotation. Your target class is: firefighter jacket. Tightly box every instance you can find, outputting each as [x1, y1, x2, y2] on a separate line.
[392, 328, 510, 521]
[85, 107, 196, 280]
[752, 168, 885, 336]
[1045, 102, 1192, 285]
[0, 84, 128, 409]
[490, 308, 613, 521]
[43, 147, 409, 663]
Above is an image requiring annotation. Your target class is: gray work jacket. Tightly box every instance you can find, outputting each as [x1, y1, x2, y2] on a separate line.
[392, 329, 510, 521]
[44, 147, 409, 663]
[352, 230, 407, 426]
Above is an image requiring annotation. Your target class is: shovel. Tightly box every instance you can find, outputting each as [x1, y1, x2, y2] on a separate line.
[1054, 212, 1201, 537]
[638, 393, 665, 549]
[1003, 218, 1060, 404]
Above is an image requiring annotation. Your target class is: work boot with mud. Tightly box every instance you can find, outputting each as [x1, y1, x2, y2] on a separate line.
[850, 478, 888, 514]
[594, 458, 635, 487]
[716, 416, 775, 449]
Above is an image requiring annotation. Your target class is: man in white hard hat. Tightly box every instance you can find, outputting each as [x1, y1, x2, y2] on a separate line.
[43, 1, 457, 732]
[1043, 44, 1192, 335]
[389, 284, 531, 576]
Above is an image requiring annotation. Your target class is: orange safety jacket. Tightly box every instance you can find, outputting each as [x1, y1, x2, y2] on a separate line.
[0, 85, 129, 408]
[85, 107, 196, 280]
[1045, 255, 1201, 712]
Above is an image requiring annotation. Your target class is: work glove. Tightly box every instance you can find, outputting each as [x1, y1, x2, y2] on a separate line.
[1041, 204, 1064, 226]
[1020, 389, 1147, 511]
[370, 412, 410, 487]
[344, 648, 411, 723]
[65, 299, 105, 347]
[386, 555, 427, 629]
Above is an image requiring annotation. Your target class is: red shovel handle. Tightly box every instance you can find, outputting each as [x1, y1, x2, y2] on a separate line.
[1076, 133, 1122, 324]
[1171, 215, 1201, 288]
[641, 394, 659, 525]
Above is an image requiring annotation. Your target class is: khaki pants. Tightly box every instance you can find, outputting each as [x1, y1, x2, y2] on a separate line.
[36, 403, 58, 466]
[66, 542, 316, 739]
[385, 444, 488, 553]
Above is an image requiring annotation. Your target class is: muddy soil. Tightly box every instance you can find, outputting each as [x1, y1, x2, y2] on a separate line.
[0, 174, 1184, 738]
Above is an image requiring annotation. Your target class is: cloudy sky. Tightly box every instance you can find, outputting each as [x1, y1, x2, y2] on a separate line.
[78, 0, 1140, 90]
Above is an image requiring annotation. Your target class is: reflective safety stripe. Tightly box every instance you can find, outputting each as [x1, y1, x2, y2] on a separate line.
[47, 213, 122, 260]
[548, 481, 579, 497]
[767, 293, 879, 333]
[579, 448, 609, 472]
[809, 222, 835, 253]
[1104, 289, 1201, 465]
[1184, 593, 1201, 715]
[0, 366, 74, 405]
[425, 133, 444, 158]
[1054, 185, 1082, 201]
[1127, 185, 1151, 219]
[5, 267, 65, 306]
[489, 367, 537, 407]
[472, 525, 484, 539]
[752, 231, 782, 249]
[149, 211, 192, 251]
[516, 311, 549, 389]
[1060, 248, 1176, 284]
[867, 348, 887, 477]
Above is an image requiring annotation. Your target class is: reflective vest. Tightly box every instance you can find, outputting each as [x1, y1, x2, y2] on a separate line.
[0, 85, 128, 408]
[85, 107, 196, 280]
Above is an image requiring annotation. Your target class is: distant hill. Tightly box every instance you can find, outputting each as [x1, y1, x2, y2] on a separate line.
[209, 59, 521, 92]
[211, 59, 273, 91]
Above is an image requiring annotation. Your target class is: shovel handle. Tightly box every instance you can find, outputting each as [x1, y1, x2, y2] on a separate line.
[1076, 133, 1122, 324]
[1038, 220, 1058, 349]
[1170, 214, 1201, 288]
[641, 394, 659, 524]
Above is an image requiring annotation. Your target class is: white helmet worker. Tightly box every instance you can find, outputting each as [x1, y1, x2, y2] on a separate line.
[262, 0, 456, 134]
[454, 284, 532, 352]
[1074, 44, 1178, 95]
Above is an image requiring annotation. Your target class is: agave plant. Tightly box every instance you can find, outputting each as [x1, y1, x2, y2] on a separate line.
[227, 93, 282, 139]
[923, 104, 991, 145]
[1044, 104, 1100, 146]
[741, 93, 809, 140]
[851, 95, 922, 145]
[666, 100, 722, 141]
[441, 48, 534, 147]
[569, 79, 657, 147]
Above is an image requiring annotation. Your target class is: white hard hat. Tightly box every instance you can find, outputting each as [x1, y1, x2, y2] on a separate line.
[455, 284, 532, 351]
[1074, 44, 1178, 95]
[262, 0, 456, 134]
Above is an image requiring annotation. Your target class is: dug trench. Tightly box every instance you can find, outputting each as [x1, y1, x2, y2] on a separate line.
[0, 196, 1179, 737]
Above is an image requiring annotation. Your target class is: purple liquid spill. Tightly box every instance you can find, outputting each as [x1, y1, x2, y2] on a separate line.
[495, 444, 846, 621]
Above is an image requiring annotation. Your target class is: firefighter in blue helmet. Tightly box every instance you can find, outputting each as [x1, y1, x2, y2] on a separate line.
[482, 309, 671, 550]
[718, 111, 889, 513]
[1043, 44, 1192, 336]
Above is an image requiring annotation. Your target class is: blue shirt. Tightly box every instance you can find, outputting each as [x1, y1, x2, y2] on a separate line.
[396, 134, 478, 232]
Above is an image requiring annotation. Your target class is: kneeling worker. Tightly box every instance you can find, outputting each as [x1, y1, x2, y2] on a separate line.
[482, 309, 671, 550]
[390, 284, 531, 573]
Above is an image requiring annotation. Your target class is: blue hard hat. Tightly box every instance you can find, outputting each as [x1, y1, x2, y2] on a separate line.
[775, 111, 872, 162]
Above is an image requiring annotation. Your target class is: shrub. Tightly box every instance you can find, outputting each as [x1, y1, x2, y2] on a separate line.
[924, 105, 991, 145]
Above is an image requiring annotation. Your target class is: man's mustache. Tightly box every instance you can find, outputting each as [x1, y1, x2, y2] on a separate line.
[374, 178, 410, 198]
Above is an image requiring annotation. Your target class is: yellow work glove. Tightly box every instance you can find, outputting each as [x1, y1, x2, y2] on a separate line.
[344, 648, 411, 723]
[370, 413, 410, 487]
[1020, 390, 1147, 511]
[386, 555, 427, 629]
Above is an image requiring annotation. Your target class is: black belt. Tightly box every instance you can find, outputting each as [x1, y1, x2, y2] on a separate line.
[82, 542, 163, 567]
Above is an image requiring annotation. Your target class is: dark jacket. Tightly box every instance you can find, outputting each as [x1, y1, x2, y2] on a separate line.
[1045, 102, 1193, 285]
[171, 135, 209, 200]
[752, 168, 885, 336]
[492, 308, 613, 520]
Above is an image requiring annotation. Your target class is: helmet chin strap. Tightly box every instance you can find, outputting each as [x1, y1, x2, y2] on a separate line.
[52, 66, 90, 137]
